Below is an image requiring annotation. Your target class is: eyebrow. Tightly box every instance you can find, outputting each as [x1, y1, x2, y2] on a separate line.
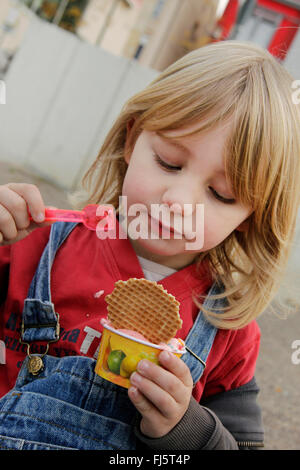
[156, 132, 191, 156]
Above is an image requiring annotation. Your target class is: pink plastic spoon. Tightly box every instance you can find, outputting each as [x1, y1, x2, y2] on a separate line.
[29, 204, 114, 231]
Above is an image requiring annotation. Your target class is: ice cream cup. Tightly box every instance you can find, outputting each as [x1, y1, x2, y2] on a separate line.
[95, 321, 186, 389]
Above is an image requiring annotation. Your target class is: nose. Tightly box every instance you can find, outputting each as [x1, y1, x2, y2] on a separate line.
[161, 183, 200, 216]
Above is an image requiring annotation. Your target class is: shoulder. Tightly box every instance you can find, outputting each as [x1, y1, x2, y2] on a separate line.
[208, 319, 261, 368]
[201, 320, 261, 399]
[217, 320, 261, 358]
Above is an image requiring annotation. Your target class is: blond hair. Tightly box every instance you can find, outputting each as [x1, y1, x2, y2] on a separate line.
[71, 40, 300, 329]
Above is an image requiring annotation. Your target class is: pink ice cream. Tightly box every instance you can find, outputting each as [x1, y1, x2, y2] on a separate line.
[117, 328, 148, 341]
[101, 318, 185, 353]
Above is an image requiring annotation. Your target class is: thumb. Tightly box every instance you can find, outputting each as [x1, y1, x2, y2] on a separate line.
[0, 221, 53, 246]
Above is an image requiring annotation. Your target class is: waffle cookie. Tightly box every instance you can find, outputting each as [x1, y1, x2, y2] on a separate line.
[105, 278, 182, 344]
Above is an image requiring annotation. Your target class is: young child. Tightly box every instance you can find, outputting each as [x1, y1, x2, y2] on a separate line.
[0, 40, 299, 450]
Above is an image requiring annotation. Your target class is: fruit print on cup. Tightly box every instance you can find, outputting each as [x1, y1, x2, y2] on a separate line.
[95, 322, 185, 389]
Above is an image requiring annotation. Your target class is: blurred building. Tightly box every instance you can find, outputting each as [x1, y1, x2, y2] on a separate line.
[0, 0, 222, 71]
[76, 0, 220, 70]
[231, 0, 300, 61]
[0, 0, 299, 74]
[0, 0, 31, 55]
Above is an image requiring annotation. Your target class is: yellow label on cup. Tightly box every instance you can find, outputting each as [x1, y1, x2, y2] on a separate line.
[95, 324, 184, 389]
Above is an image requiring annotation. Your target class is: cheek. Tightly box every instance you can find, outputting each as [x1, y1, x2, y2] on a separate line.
[122, 165, 156, 203]
[203, 224, 227, 250]
[202, 209, 245, 250]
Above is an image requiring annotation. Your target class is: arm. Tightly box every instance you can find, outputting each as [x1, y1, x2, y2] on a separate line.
[201, 376, 264, 449]
[129, 317, 262, 450]
[0, 183, 51, 305]
[134, 377, 263, 450]
[128, 350, 239, 449]
[0, 244, 10, 305]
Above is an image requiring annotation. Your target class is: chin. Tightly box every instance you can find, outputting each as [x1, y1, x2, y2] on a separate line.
[134, 237, 186, 257]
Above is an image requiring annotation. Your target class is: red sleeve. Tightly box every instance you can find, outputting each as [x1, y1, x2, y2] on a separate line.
[0, 245, 11, 305]
[201, 321, 261, 400]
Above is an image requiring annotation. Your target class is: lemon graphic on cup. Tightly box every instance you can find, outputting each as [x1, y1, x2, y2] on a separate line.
[119, 352, 160, 378]
[139, 351, 159, 365]
[107, 350, 126, 374]
[120, 354, 141, 378]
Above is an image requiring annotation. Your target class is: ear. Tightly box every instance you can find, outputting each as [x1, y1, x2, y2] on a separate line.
[124, 118, 135, 165]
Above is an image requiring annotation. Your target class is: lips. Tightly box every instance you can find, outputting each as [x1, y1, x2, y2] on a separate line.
[149, 215, 184, 238]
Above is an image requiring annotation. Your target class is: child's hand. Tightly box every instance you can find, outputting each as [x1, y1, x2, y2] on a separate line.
[128, 350, 193, 438]
[0, 183, 49, 245]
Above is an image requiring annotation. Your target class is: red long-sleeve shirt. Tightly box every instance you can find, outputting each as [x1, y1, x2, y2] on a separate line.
[0, 222, 260, 400]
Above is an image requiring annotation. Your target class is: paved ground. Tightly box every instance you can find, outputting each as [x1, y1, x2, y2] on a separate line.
[0, 160, 299, 450]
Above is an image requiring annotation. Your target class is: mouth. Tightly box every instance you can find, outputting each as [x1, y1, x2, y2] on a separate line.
[149, 215, 184, 238]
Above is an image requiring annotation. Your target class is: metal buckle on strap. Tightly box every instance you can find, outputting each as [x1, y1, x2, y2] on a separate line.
[185, 345, 207, 369]
[20, 312, 60, 344]
[19, 312, 60, 376]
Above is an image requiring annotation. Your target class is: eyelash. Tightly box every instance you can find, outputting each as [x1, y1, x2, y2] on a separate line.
[209, 187, 236, 205]
[153, 153, 236, 205]
[154, 153, 182, 172]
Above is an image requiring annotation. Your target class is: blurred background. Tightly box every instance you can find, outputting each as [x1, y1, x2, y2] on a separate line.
[0, 0, 299, 449]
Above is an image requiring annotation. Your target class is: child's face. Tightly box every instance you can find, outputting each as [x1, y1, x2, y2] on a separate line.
[122, 121, 253, 269]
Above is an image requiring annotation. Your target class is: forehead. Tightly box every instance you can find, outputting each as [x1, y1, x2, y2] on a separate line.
[157, 119, 233, 140]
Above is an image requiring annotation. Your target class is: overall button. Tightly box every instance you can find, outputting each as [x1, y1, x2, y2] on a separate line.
[27, 355, 44, 376]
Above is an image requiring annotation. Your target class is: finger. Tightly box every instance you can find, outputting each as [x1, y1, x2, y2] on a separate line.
[128, 386, 165, 438]
[136, 354, 193, 403]
[0, 223, 53, 246]
[159, 351, 193, 388]
[128, 386, 157, 416]
[136, 359, 183, 403]
[0, 185, 31, 230]
[130, 371, 176, 419]
[0, 204, 18, 241]
[0, 228, 32, 245]
[5, 183, 45, 223]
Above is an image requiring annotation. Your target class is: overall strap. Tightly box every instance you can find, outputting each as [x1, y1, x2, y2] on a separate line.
[20, 221, 226, 387]
[20, 222, 77, 344]
[182, 282, 227, 386]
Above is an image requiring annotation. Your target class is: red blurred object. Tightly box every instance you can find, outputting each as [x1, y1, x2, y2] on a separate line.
[257, 0, 300, 19]
[268, 16, 299, 60]
[257, 0, 300, 60]
[215, 0, 240, 41]
[215, 0, 300, 61]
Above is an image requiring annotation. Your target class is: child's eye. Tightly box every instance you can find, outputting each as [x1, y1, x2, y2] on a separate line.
[209, 187, 236, 205]
[154, 154, 235, 204]
[154, 153, 181, 172]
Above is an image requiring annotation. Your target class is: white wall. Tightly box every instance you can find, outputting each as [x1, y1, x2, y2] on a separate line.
[0, 16, 299, 296]
[283, 27, 300, 79]
[0, 17, 158, 189]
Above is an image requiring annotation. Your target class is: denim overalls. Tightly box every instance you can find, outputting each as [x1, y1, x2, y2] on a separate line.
[0, 222, 225, 450]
